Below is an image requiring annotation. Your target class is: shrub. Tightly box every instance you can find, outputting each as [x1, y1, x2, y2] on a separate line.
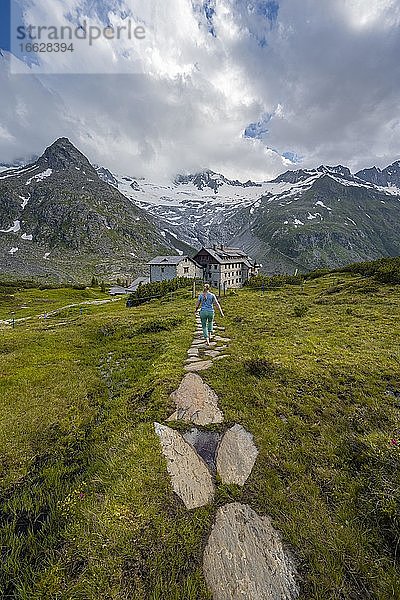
[335, 257, 400, 284]
[245, 273, 305, 290]
[136, 317, 183, 334]
[293, 303, 308, 317]
[127, 277, 195, 307]
[244, 357, 278, 378]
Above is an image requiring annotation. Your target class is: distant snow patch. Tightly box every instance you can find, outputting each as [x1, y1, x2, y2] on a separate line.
[293, 218, 304, 226]
[0, 220, 21, 233]
[365, 213, 371, 219]
[21, 233, 33, 240]
[20, 195, 30, 209]
[348, 218, 357, 225]
[26, 169, 52, 185]
[9, 247, 18, 255]
[315, 200, 332, 211]
[43, 252, 50, 259]
[307, 212, 321, 220]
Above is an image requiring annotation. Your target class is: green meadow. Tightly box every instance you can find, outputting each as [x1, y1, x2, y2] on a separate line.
[0, 270, 399, 599]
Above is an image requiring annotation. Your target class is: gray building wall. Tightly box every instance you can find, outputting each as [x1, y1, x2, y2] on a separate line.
[204, 260, 253, 289]
[150, 257, 200, 282]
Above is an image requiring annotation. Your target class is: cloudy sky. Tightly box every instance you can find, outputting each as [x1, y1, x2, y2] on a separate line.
[0, 0, 399, 180]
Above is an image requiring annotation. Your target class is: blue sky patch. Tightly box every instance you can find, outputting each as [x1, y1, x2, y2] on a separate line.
[282, 151, 302, 163]
[256, 0, 279, 25]
[244, 113, 271, 139]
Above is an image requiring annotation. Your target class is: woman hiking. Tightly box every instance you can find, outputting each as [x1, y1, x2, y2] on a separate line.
[195, 284, 224, 345]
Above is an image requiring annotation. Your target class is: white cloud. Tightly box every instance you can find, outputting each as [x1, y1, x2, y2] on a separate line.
[1, 0, 399, 180]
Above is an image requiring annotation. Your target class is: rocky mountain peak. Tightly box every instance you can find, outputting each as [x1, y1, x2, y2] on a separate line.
[174, 170, 261, 193]
[317, 165, 352, 178]
[38, 137, 94, 172]
[356, 160, 400, 188]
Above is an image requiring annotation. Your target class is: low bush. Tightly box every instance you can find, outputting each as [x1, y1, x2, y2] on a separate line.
[136, 317, 183, 334]
[127, 277, 196, 307]
[245, 273, 304, 289]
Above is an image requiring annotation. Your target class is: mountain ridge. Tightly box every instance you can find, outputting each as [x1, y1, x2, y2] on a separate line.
[0, 138, 175, 283]
[1, 138, 400, 281]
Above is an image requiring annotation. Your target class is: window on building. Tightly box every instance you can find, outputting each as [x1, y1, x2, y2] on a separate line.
[161, 267, 165, 273]
[214, 264, 218, 270]
[183, 267, 189, 274]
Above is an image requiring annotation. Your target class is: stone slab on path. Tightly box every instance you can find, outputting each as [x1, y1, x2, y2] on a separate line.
[217, 424, 259, 486]
[194, 342, 217, 349]
[154, 423, 214, 509]
[214, 335, 231, 342]
[187, 348, 199, 357]
[183, 427, 222, 474]
[213, 354, 230, 361]
[204, 350, 221, 358]
[186, 356, 203, 363]
[168, 372, 224, 425]
[185, 360, 213, 372]
[203, 502, 299, 600]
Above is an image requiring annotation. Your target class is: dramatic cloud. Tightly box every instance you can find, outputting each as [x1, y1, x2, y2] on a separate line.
[0, 0, 399, 180]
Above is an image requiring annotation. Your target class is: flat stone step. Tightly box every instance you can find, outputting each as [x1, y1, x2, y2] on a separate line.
[168, 372, 224, 425]
[204, 350, 221, 358]
[214, 336, 231, 342]
[183, 428, 222, 474]
[213, 354, 230, 361]
[216, 424, 258, 486]
[154, 423, 215, 510]
[185, 360, 213, 372]
[194, 342, 217, 349]
[186, 356, 203, 363]
[203, 503, 299, 600]
[187, 348, 199, 356]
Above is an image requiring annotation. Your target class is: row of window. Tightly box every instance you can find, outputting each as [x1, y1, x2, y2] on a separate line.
[224, 270, 241, 277]
[210, 278, 242, 287]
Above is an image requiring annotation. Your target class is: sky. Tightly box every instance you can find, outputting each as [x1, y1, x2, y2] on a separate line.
[0, 0, 400, 181]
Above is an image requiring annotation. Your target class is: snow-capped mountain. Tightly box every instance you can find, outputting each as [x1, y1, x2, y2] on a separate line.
[2, 138, 400, 281]
[106, 170, 268, 248]
[102, 162, 400, 274]
[356, 160, 400, 190]
[0, 138, 175, 283]
[229, 165, 400, 272]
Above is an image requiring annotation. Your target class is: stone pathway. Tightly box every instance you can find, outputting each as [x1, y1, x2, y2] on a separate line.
[183, 315, 231, 372]
[154, 313, 299, 599]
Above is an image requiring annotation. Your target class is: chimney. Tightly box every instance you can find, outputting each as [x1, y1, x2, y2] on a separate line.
[213, 244, 217, 250]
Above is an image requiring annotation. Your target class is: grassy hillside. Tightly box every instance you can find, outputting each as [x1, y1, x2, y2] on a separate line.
[0, 274, 399, 599]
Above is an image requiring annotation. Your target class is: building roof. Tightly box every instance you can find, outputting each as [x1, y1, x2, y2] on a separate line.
[109, 286, 128, 295]
[126, 276, 150, 292]
[196, 246, 254, 268]
[148, 255, 189, 265]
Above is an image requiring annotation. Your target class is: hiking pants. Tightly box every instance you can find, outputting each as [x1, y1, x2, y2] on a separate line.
[200, 309, 214, 339]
